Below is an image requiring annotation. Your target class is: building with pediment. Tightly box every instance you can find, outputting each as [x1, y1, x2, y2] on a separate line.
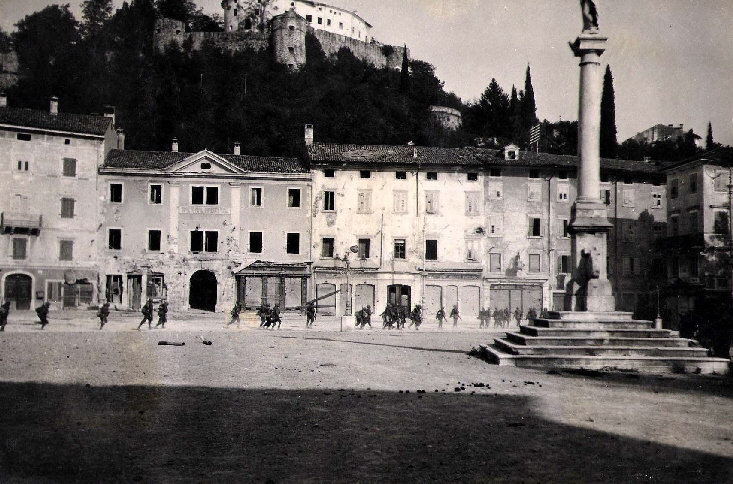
[97, 142, 312, 312]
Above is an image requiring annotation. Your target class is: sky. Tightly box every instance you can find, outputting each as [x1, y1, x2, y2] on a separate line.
[1, 0, 732, 145]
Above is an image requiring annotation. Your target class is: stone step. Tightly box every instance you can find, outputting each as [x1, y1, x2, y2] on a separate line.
[548, 311, 635, 322]
[505, 332, 691, 348]
[480, 344, 730, 375]
[532, 319, 654, 329]
[519, 326, 673, 339]
[494, 338, 709, 358]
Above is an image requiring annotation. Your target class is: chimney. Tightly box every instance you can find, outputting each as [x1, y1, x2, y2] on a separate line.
[0, 91, 6, 108]
[304, 124, 314, 146]
[172, 138, 179, 152]
[103, 105, 116, 128]
[50, 96, 59, 115]
[116, 129, 125, 150]
[233, 141, 241, 155]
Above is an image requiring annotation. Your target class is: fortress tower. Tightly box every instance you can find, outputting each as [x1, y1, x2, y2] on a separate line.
[272, 9, 307, 69]
[223, 0, 242, 32]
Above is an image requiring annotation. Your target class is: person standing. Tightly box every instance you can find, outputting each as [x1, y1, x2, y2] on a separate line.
[97, 302, 110, 329]
[305, 301, 316, 328]
[227, 303, 242, 328]
[36, 301, 50, 329]
[450, 304, 460, 328]
[138, 298, 154, 330]
[514, 307, 522, 327]
[155, 300, 168, 329]
[270, 304, 282, 329]
[436, 307, 446, 329]
[0, 301, 10, 331]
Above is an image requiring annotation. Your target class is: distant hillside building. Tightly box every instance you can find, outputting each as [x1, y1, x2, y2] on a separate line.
[628, 124, 703, 148]
[155, 1, 407, 70]
[430, 106, 462, 131]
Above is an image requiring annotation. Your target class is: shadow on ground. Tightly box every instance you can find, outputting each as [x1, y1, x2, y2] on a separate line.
[0, 382, 730, 483]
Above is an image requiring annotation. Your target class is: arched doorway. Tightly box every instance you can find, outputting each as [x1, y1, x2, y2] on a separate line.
[4, 273, 32, 310]
[189, 270, 217, 312]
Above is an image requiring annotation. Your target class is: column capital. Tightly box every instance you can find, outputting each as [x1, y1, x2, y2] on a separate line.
[569, 33, 608, 58]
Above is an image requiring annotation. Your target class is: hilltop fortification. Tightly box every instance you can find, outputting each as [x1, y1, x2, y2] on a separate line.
[154, 0, 407, 70]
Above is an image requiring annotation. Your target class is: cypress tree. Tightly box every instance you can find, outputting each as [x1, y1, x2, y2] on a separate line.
[600, 65, 618, 158]
[520, 65, 538, 142]
[399, 46, 410, 93]
[706, 122, 715, 150]
[509, 85, 522, 142]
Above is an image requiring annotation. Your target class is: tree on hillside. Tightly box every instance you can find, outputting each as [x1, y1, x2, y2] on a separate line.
[0, 28, 12, 53]
[520, 65, 538, 142]
[477, 79, 509, 139]
[706, 122, 716, 151]
[80, 0, 114, 39]
[399, 46, 410, 93]
[600, 65, 617, 158]
[509, 85, 522, 142]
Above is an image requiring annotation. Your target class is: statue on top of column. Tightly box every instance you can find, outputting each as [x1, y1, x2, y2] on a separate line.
[580, 0, 599, 32]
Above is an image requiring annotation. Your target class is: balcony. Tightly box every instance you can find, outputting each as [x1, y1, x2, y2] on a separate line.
[1, 212, 42, 235]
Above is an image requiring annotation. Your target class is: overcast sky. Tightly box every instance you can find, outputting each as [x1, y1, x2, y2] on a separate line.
[2, 0, 732, 145]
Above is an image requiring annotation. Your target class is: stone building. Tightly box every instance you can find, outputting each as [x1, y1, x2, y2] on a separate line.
[0, 94, 119, 309]
[305, 128, 667, 324]
[658, 147, 733, 325]
[97, 143, 312, 312]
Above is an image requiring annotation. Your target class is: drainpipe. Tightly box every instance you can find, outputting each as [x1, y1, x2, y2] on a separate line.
[546, 174, 554, 309]
[613, 179, 619, 297]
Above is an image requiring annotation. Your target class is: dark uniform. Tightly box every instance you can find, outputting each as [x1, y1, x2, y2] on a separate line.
[138, 299, 154, 330]
[270, 304, 282, 329]
[436, 308, 446, 329]
[98, 302, 110, 329]
[227, 303, 242, 328]
[450, 305, 460, 327]
[36, 302, 50, 329]
[0, 301, 10, 331]
[156, 301, 168, 328]
[305, 302, 316, 328]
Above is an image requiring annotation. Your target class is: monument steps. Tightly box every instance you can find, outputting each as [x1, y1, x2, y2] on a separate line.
[485, 312, 730, 375]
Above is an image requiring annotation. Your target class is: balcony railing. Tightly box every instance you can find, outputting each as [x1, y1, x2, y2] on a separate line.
[1, 212, 42, 235]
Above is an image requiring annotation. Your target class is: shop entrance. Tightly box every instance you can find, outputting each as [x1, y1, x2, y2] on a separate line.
[4, 273, 32, 310]
[387, 284, 411, 310]
[190, 270, 218, 312]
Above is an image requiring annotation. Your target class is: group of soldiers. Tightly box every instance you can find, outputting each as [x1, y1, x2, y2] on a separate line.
[477, 307, 545, 329]
[136, 298, 168, 330]
[375, 303, 424, 330]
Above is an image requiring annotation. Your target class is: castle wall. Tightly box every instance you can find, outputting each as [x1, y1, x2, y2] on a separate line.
[311, 28, 406, 70]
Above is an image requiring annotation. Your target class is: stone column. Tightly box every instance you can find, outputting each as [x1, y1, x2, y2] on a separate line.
[569, 32, 615, 312]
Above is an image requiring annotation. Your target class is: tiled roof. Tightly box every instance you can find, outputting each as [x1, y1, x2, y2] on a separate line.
[308, 143, 663, 174]
[0, 107, 112, 136]
[660, 147, 733, 171]
[104, 149, 308, 173]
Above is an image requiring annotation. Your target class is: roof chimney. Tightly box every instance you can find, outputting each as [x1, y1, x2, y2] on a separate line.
[116, 129, 125, 150]
[50, 96, 59, 115]
[304, 124, 314, 146]
[104, 105, 116, 128]
[172, 138, 179, 152]
[233, 141, 241, 155]
[0, 91, 6, 108]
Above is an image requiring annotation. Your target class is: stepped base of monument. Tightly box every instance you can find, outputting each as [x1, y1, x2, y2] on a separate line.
[483, 311, 731, 375]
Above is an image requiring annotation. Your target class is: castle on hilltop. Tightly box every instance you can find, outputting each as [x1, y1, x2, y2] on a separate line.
[154, 0, 408, 70]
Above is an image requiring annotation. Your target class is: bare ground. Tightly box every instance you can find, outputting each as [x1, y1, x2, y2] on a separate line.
[0, 322, 732, 483]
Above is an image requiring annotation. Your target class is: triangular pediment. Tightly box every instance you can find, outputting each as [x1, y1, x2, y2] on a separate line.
[165, 150, 243, 174]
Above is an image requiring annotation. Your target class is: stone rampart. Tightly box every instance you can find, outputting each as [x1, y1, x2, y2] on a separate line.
[311, 28, 406, 70]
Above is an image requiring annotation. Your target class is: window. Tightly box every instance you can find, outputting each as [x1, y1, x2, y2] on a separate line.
[670, 179, 679, 199]
[714, 211, 729, 236]
[671, 257, 680, 278]
[357, 191, 372, 213]
[529, 169, 540, 179]
[327, 19, 331, 26]
[190, 230, 218, 253]
[359, 170, 371, 179]
[465, 240, 478, 261]
[623, 257, 643, 277]
[622, 189, 635, 208]
[317, 17, 322, 24]
[652, 192, 662, 208]
[489, 181, 502, 199]
[306, 14, 312, 22]
[426, 172, 438, 180]
[47, 281, 63, 302]
[394, 191, 408, 214]
[528, 182, 541, 202]
[602, 189, 611, 205]
[250, 187, 262, 206]
[110, 183, 123, 203]
[393, 239, 406, 259]
[339, 22, 343, 29]
[425, 240, 438, 261]
[324, 169, 335, 178]
[108, 229, 122, 250]
[192, 186, 218, 205]
[560, 218, 570, 238]
[689, 256, 699, 277]
[12, 238, 27, 260]
[321, 237, 335, 258]
[490, 253, 502, 272]
[288, 188, 301, 208]
[62, 158, 77, 177]
[688, 211, 699, 234]
[623, 222, 635, 242]
[288, 47, 295, 53]
[358, 238, 371, 259]
[490, 168, 501, 178]
[557, 184, 569, 202]
[200, 163, 211, 170]
[488, 215, 503, 237]
[601, 173, 610, 183]
[287, 233, 300, 254]
[17, 133, 31, 141]
[150, 185, 162, 204]
[558, 255, 571, 274]
[425, 191, 439, 214]
[396, 171, 407, 180]
[323, 191, 335, 211]
[148, 230, 162, 252]
[529, 254, 541, 273]
[60, 198, 75, 218]
[670, 215, 680, 236]
[714, 172, 730, 192]
[465, 192, 480, 216]
[249, 232, 262, 253]
[558, 170, 568, 180]
[16, 160, 29, 172]
[623, 176, 633, 185]
[59, 240, 73, 261]
[529, 217, 542, 237]
[689, 173, 698, 194]
[467, 172, 478, 181]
